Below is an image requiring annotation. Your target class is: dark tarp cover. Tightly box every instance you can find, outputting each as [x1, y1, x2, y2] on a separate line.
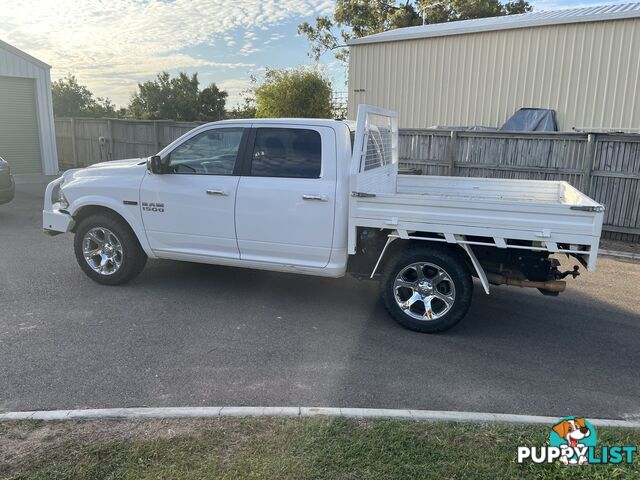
[500, 108, 558, 132]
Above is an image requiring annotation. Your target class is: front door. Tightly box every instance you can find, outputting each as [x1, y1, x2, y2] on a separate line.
[235, 126, 337, 268]
[140, 125, 249, 259]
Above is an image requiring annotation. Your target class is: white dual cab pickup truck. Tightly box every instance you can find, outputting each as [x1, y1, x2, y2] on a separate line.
[43, 105, 605, 333]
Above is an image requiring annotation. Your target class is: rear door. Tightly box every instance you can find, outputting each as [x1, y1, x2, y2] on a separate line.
[235, 125, 337, 268]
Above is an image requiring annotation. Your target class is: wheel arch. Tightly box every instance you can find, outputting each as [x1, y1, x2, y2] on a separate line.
[372, 235, 490, 294]
[70, 202, 154, 258]
[379, 237, 476, 333]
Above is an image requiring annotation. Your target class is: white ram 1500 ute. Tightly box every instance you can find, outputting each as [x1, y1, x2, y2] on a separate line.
[43, 105, 605, 333]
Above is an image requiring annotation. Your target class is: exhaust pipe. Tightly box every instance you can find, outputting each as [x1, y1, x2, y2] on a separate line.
[485, 273, 566, 293]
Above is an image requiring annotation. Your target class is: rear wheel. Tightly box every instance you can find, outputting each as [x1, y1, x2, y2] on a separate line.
[74, 213, 147, 285]
[381, 245, 473, 333]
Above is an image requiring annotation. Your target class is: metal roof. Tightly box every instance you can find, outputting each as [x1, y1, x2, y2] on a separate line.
[348, 2, 640, 45]
[0, 38, 51, 69]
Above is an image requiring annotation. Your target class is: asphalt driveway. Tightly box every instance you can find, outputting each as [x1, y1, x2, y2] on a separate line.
[1, 180, 639, 419]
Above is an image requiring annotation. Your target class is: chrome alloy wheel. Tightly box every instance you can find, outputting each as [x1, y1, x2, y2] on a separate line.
[393, 262, 456, 321]
[82, 227, 123, 276]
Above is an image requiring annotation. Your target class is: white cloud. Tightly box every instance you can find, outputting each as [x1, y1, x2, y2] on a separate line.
[239, 42, 260, 56]
[0, 0, 335, 105]
[223, 35, 237, 48]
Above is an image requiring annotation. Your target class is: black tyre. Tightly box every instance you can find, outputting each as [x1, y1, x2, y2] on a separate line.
[381, 244, 473, 333]
[73, 213, 147, 285]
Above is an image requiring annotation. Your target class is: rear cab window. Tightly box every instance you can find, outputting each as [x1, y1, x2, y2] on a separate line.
[250, 128, 321, 178]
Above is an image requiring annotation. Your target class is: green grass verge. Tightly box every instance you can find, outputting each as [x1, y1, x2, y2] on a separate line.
[1, 417, 639, 479]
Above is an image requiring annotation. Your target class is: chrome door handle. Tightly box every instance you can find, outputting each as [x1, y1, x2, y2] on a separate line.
[302, 194, 328, 201]
[206, 189, 228, 196]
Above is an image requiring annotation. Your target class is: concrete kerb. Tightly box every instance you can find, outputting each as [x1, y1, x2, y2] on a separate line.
[1, 407, 640, 428]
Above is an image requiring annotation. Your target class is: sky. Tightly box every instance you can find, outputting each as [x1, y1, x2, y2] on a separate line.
[0, 0, 624, 108]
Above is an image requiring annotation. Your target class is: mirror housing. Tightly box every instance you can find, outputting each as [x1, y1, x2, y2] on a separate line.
[148, 155, 168, 174]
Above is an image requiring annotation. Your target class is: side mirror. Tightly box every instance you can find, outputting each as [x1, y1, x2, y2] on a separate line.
[148, 155, 168, 174]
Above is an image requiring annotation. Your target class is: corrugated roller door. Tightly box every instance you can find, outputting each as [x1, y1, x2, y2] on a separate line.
[0, 76, 42, 173]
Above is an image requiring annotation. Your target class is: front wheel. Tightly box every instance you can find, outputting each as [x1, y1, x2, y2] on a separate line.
[381, 245, 473, 333]
[73, 213, 147, 285]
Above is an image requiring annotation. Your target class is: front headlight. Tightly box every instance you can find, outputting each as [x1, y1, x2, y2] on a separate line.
[51, 181, 69, 209]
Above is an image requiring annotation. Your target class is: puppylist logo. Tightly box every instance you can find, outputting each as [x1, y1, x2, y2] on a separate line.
[517, 416, 638, 465]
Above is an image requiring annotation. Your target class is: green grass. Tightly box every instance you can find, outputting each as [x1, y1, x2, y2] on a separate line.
[1, 417, 639, 479]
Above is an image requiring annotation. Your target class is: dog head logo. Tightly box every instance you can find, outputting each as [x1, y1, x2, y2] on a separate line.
[549, 417, 597, 465]
[552, 418, 590, 447]
[519, 417, 636, 465]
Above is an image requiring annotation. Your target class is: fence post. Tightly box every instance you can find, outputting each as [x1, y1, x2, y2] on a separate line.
[106, 119, 114, 161]
[70, 117, 79, 167]
[153, 121, 160, 153]
[447, 130, 458, 175]
[581, 133, 597, 193]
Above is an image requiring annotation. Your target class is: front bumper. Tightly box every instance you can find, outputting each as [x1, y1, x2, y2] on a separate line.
[43, 207, 74, 235]
[0, 175, 15, 204]
[43, 176, 74, 235]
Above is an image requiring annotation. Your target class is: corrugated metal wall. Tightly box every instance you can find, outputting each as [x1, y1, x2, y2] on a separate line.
[0, 42, 58, 174]
[348, 18, 640, 130]
[0, 77, 42, 173]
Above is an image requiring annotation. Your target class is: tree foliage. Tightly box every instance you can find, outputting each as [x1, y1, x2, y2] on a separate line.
[199, 83, 228, 121]
[299, 0, 532, 62]
[128, 72, 227, 121]
[225, 96, 258, 120]
[299, 1, 421, 62]
[52, 75, 116, 117]
[253, 67, 333, 119]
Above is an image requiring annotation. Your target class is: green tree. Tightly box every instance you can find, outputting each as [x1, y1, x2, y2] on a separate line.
[128, 72, 171, 119]
[503, 0, 532, 14]
[199, 83, 228, 121]
[128, 72, 228, 121]
[52, 75, 116, 117]
[299, 0, 532, 62]
[420, 0, 530, 21]
[225, 97, 257, 120]
[299, 1, 422, 62]
[253, 67, 333, 119]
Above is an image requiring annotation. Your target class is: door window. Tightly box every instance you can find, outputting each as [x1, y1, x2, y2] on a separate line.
[168, 127, 244, 175]
[250, 128, 321, 178]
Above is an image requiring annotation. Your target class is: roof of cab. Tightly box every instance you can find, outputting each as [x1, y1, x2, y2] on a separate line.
[205, 118, 352, 128]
